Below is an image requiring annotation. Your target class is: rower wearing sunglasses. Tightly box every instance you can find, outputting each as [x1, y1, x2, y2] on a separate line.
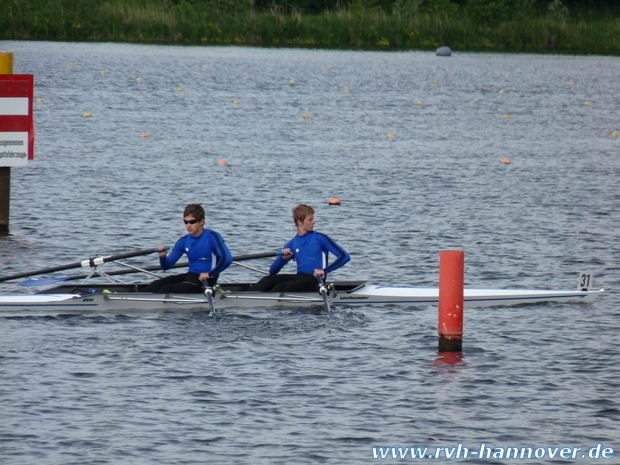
[142, 203, 233, 293]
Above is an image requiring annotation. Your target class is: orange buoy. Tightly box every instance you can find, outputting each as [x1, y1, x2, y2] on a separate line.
[501, 158, 511, 164]
[328, 198, 341, 205]
[217, 160, 228, 165]
[140, 133, 148, 138]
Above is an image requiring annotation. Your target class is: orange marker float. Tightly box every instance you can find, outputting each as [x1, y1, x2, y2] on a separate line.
[328, 198, 341, 205]
[438, 250, 464, 353]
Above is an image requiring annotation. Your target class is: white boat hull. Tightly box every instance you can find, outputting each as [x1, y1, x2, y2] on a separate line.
[0, 281, 604, 314]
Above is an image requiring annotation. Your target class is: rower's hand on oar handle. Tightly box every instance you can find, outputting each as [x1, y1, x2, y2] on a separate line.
[313, 269, 325, 277]
[155, 245, 169, 257]
[282, 248, 294, 260]
[199, 272, 211, 282]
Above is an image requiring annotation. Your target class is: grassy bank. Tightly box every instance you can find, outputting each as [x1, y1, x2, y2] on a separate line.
[2, 0, 620, 53]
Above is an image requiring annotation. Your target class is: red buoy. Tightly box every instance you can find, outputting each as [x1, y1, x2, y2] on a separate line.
[438, 250, 464, 353]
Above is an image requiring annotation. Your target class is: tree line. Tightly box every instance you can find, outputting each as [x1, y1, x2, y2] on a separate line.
[196, 0, 619, 17]
[3, 0, 619, 51]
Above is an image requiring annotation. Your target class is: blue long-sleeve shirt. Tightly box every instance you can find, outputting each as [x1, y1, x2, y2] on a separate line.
[269, 231, 350, 276]
[160, 229, 233, 277]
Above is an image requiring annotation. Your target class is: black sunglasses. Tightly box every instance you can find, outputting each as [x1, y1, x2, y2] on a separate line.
[184, 219, 199, 225]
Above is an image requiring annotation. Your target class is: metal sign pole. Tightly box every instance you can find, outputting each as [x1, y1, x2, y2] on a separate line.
[0, 51, 13, 233]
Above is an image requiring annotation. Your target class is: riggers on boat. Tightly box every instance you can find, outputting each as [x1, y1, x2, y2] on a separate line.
[0, 278, 604, 314]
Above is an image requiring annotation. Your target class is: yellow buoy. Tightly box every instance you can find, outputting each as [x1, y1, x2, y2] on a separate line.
[70, 63, 75, 66]
[611, 132, 618, 137]
[569, 82, 574, 85]
[303, 114, 311, 118]
[503, 115, 511, 119]
[377, 74, 383, 77]
[136, 78, 143, 81]
[328, 198, 341, 205]
[217, 159, 228, 165]
[584, 101, 591, 105]
[344, 89, 350, 93]
[177, 87, 184, 91]
[501, 158, 511, 164]
[387, 133, 394, 137]
[233, 100, 241, 104]
[327, 67, 332, 70]
[289, 80, 295, 84]
[37, 98, 44, 102]
[433, 81, 439, 84]
[83, 113, 92, 117]
[140, 133, 148, 138]
[416, 101, 423, 105]
[499, 90, 505, 94]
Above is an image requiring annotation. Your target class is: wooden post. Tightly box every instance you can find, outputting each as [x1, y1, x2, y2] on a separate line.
[438, 250, 464, 353]
[0, 51, 14, 233]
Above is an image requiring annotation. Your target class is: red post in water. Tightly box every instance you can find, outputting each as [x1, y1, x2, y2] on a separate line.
[438, 250, 464, 353]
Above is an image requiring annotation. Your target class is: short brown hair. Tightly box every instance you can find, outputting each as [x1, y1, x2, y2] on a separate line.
[184, 203, 205, 221]
[292, 204, 314, 226]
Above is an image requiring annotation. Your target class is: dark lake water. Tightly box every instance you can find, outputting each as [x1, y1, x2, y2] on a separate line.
[1, 41, 619, 464]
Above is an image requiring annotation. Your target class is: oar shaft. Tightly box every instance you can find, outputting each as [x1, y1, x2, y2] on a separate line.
[317, 275, 332, 314]
[0, 248, 161, 282]
[52, 250, 281, 281]
[4, 249, 281, 283]
[232, 251, 281, 261]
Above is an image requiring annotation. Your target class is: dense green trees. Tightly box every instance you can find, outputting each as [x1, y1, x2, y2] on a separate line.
[2, 0, 619, 52]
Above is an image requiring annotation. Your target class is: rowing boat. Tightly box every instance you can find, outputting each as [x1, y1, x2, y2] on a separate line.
[0, 249, 604, 314]
[0, 278, 603, 314]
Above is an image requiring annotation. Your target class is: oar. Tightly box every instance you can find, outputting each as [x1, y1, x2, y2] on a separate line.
[18, 250, 283, 286]
[0, 248, 165, 283]
[19, 263, 177, 286]
[316, 275, 332, 315]
[233, 251, 282, 261]
[203, 281, 217, 318]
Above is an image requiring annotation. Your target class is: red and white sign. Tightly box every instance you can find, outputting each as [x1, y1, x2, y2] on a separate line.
[0, 74, 34, 167]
